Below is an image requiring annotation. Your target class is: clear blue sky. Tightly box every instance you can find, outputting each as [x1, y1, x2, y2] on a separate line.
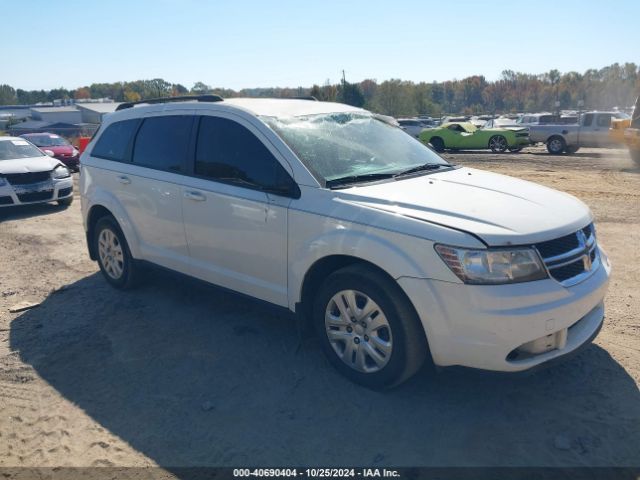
[5, 0, 639, 91]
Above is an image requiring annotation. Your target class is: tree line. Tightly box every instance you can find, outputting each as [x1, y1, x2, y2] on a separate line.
[1, 63, 638, 117]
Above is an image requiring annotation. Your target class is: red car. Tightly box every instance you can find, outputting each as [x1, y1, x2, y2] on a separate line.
[20, 133, 80, 171]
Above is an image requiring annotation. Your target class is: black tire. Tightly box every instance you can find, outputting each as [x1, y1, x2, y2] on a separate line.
[564, 145, 580, 154]
[93, 215, 138, 289]
[57, 196, 73, 207]
[489, 135, 508, 153]
[547, 136, 566, 155]
[429, 137, 445, 152]
[313, 264, 428, 389]
[630, 149, 640, 167]
[508, 147, 523, 153]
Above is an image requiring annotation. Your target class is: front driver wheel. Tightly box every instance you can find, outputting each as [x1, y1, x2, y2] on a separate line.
[489, 135, 508, 153]
[429, 137, 445, 152]
[313, 264, 428, 389]
[547, 136, 566, 154]
[94, 216, 138, 289]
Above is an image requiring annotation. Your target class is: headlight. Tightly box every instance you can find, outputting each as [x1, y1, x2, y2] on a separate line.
[52, 165, 70, 179]
[435, 244, 547, 284]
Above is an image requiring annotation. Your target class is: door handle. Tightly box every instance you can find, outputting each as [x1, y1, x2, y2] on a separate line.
[184, 191, 206, 201]
[117, 175, 131, 185]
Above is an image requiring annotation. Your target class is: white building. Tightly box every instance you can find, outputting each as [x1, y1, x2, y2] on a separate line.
[76, 102, 122, 124]
[30, 106, 82, 124]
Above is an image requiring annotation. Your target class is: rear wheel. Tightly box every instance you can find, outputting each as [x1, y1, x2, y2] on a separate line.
[507, 147, 523, 153]
[429, 137, 445, 152]
[313, 264, 428, 389]
[489, 135, 508, 153]
[94, 216, 138, 289]
[547, 136, 566, 154]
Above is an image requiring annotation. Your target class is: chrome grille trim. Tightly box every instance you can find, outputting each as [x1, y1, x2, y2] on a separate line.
[535, 224, 599, 287]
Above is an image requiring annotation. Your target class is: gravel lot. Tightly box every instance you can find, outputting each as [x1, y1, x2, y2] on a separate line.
[1, 146, 639, 471]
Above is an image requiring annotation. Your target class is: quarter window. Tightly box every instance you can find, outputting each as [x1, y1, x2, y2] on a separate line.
[596, 115, 611, 127]
[195, 116, 287, 191]
[132, 116, 192, 172]
[92, 119, 139, 161]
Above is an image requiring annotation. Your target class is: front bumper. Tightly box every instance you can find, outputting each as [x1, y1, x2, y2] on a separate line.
[514, 136, 532, 147]
[398, 247, 611, 372]
[0, 177, 73, 207]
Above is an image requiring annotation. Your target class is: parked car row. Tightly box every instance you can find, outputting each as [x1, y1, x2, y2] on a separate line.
[401, 110, 631, 154]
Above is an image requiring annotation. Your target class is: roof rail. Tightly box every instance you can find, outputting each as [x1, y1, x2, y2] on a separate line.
[115, 94, 224, 111]
[290, 96, 318, 101]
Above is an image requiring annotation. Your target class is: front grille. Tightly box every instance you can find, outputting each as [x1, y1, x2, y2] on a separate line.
[534, 224, 598, 286]
[0, 196, 13, 205]
[536, 233, 579, 258]
[550, 261, 587, 282]
[3, 171, 52, 185]
[17, 191, 53, 203]
[58, 187, 72, 197]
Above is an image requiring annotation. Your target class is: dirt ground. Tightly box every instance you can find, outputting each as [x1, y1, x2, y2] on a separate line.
[0, 146, 639, 471]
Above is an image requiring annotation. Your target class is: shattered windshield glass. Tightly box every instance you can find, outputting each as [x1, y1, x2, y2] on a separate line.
[262, 112, 448, 183]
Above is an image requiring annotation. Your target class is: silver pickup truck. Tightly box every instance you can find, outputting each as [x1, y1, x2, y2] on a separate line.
[528, 111, 627, 154]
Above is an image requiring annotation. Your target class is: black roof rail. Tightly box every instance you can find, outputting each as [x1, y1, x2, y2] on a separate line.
[115, 94, 224, 111]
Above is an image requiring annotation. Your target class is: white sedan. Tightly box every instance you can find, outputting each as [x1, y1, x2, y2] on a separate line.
[0, 136, 74, 208]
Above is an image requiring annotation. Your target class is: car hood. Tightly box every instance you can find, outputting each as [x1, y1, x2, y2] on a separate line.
[41, 145, 74, 154]
[336, 167, 592, 246]
[0, 156, 62, 175]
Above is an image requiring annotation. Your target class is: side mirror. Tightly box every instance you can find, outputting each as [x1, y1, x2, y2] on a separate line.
[43, 149, 55, 157]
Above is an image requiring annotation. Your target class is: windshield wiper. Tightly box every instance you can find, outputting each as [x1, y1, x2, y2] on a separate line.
[325, 173, 396, 189]
[393, 163, 453, 178]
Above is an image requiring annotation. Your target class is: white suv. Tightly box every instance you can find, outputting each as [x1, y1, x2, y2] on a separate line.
[80, 96, 611, 388]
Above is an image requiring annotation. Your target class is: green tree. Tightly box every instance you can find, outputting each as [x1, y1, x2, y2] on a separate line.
[0, 84, 17, 105]
[338, 81, 365, 107]
[192, 81, 212, 94]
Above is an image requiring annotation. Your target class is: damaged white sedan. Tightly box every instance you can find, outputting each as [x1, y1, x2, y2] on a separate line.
[0, 136, 74, 208]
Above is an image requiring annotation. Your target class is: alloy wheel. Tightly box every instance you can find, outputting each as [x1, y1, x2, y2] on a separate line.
[98, 228, 125, 280]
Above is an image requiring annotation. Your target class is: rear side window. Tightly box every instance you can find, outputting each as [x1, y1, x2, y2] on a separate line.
[92, 119, 139, 161]
[195, 116, 285, 190]
[596, 114, 612, 127]
[132, 115, 193, 172]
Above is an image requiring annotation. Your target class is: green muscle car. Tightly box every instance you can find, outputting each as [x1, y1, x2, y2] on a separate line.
[419, 122, 530, 153]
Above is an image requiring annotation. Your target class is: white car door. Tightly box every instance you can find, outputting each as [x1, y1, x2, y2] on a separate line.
[181, 114, 296, 306]
[99, 112, 194, 273]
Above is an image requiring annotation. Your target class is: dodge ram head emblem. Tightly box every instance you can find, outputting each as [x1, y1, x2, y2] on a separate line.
[577, 230, 592, 271]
